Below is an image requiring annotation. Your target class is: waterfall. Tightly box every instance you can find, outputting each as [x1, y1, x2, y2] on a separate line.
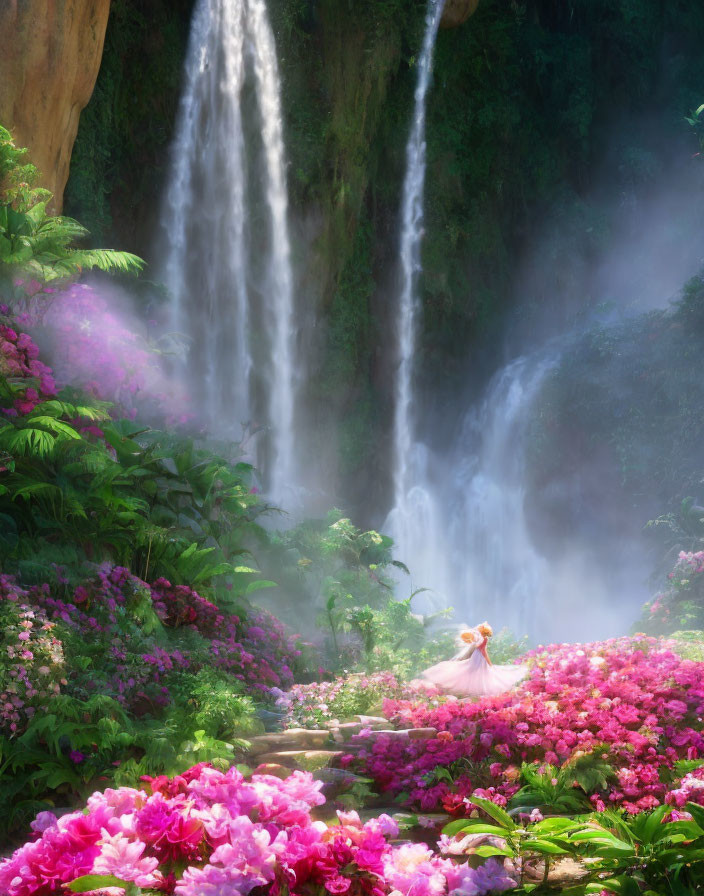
[385, 0, 447, 609]
[246, 0, 296, 504]
[386, 0, 554, 638]
[390, 0, 445, 517]
[388, 353, 555, 640]
[162, 0, 297, 504]
[443, 357, 555, 638]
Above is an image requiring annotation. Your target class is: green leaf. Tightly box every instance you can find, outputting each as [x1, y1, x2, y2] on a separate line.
[443, 817, 478, 836]
[468, 795, 515, 830]
[446, 822, 509, 837]
[636, 802, 668, 844]
[587, 878, 641, 896]
[531, 817, 583, 835]
[67, 875, 136, 893]
[526, 838, 569, 855]
[685, 801, 704, 831]
[474, 844, 514, 858]
[244, 579, 277, 594]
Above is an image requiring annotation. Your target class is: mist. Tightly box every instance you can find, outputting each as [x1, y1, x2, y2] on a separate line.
[30, 278, 194, 430]
[387, 131, 704, 645]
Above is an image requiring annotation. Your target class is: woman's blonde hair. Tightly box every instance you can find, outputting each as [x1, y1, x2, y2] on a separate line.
[476, 621, 493, 637]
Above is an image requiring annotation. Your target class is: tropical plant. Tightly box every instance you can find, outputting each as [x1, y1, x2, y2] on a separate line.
[0, 126, 142, 285]
[509, 753, 617, 816]
[443, 796, 704, 894]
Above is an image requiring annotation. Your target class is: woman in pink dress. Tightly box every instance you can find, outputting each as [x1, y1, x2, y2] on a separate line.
[420, 622, 527, 697]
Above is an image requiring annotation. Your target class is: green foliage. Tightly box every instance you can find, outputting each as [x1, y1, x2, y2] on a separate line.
[0, 126, 143, 285]
[261, 509, 451, 673]
[487, 628, 530, 665]
[0, 688, 252, 836]
[65, 0, 195, 246]
[444, 799, 704, 893]
[669, 630, 704, 661]
[171, 667, 262, 741]
[0, 694, 133, 833]
[510, 752, 617, 816]
[262, 510, 398, 624]
[686, 101, 704, 154]
[0, 391, 269, 593]
[283, 670, 418, 728]
[68, 877, 138, 896]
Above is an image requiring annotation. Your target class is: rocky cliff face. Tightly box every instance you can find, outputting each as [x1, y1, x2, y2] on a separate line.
[440, 0, 479, 29]
[0, 0, 111, 211]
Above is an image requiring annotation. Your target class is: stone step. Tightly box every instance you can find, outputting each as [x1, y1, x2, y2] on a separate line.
[352, 727, 438, 746]
[355, 715, 389, 728]
[330, 721, 371, 743]
[255, 749, 344, 770]
[312, 767, 371, 800]
[248, 728, 331, 756]
[251, 762, 291, 779]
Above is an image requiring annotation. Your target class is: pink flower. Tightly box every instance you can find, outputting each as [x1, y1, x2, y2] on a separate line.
[92, 830, 161, 887]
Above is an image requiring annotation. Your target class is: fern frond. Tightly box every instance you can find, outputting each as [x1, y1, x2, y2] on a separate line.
[61, 248, 145, 276]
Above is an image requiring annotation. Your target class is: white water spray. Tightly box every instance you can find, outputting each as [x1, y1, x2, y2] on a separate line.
[388, 354, 555, 640]
[443, 357, 555, 637]
[162, 0, 297, 502]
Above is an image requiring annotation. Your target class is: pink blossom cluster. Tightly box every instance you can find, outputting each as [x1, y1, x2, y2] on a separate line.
[344, 637, 704, 815]
[665, 765, 704, 808]
[0, 765, 516, 896]
[279, 672, 427, 728]
[0, 576, 66, 734]
[645, 550, 704, 631]
[0, 317, 56, 415]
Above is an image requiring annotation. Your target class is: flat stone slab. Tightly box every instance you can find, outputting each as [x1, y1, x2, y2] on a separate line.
[256, 749, 344, 770]
[355, 715, 389, 728]
[354, 727, 438, 743]
[248, 728, 331, 755]
[252, 762, 291, 779]
[408, 727, 438, 741]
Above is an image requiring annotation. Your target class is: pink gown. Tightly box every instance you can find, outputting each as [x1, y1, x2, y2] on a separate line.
[421, 628, 527, 698]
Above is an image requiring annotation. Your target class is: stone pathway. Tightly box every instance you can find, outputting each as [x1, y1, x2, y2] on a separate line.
[244, 716, 441, 810]
[246, 715, 439, 771]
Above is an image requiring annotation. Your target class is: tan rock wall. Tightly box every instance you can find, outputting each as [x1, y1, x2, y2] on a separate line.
[440, 0, 480, 29]
[0, 0, 111, 211]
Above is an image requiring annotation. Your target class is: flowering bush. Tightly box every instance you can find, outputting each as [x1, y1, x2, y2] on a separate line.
[0, 565, 301, 739]
[151, 577, 300, 696]
[31, 566, 300, 713]
[0, 313, 56, 415]
[0, 576, 65, 734]
[0, 765, 517, 896]
[279, 671, 429, 728]
[344, 637, 704, 816]
[643, 550, 704, 633]
[665, 764, 704, 808]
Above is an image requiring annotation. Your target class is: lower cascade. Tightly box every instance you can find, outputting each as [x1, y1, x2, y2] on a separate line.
[161, 0, 297, 503]
[387, 355, 555, 639]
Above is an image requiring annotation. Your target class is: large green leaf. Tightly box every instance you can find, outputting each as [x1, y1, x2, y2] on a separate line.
[468, 795, 516, 830]
[68, 875, 137, 894]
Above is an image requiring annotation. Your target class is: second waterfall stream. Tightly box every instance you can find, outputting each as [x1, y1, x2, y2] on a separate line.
[386, 0, 552, 639]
